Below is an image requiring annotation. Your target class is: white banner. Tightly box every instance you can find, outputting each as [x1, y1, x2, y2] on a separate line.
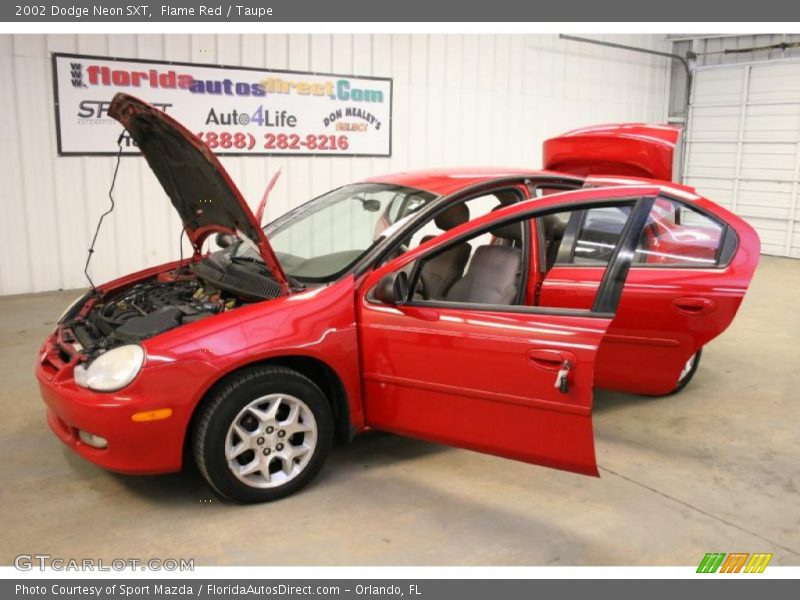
[52, 53, 392, 157]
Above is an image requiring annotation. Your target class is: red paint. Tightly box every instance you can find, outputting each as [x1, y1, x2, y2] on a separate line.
[543, 124, 682, 182]
[38, 275, 363, 474]
[358, 303, 605, 476]
[37, 120, 760, 481]
[536, 181, 760, 395]
[362, 167, 577, 196]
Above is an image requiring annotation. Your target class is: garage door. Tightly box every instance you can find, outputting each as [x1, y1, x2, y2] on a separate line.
[683, 60, 800, 257]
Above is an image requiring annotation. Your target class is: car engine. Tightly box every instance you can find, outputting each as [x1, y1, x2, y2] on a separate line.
[64, 274, 241, 357]
[58, 249, 290, 359]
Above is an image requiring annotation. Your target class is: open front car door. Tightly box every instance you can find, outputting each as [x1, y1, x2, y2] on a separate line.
[356, 184, 661, 476]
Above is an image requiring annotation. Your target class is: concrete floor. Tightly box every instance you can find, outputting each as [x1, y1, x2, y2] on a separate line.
[1, 255, 798, 566]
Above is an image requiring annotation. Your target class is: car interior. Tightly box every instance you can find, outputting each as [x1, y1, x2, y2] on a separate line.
[538, 213, 570, 271]
[383, 186, 723, 310]
[400, 190, 524, 302]
[442, 209, 524, 305]
[415, 203, 472, 299]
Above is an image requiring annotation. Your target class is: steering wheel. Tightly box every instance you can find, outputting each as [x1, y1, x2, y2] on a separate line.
[387, 244, 429, 299]
[414, 271, 430, 300]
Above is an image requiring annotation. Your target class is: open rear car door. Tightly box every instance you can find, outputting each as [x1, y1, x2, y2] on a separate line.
[539, 125, 760, 395]
[356, 185, 661, 476]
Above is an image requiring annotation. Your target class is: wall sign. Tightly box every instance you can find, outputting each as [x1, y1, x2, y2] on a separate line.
[52, 53, 392, 157]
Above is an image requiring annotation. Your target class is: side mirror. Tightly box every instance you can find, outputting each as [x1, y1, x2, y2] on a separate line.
[215, 232, 237, 248]
[362, 198, 381, 212]
[374, 271, 409, 306]
[353, 196, 381, 212]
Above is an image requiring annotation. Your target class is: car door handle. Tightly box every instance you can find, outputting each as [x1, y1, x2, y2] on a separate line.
[672, 297, 716, 316]
[527, 349, 574, 371]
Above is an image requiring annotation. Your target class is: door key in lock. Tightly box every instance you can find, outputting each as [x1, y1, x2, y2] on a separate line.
[554, 360, 572, 394]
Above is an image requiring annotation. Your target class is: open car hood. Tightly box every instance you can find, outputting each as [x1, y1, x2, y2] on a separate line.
[108, 93, 290, 293]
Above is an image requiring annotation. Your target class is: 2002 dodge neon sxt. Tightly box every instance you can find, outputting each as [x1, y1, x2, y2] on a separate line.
[37, 94, 760, 503]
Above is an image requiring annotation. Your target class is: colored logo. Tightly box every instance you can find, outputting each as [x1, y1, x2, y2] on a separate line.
[697, 552, 773, 573]
[78, 63, 385, 104]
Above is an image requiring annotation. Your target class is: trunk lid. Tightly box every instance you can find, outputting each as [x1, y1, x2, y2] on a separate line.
[543, 123, 683, 182]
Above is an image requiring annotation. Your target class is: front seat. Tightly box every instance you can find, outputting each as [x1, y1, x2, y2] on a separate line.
[417, 204, 471, 299]
[445, 216, 523, 305]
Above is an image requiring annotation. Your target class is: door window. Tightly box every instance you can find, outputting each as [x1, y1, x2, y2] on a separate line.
[406, 193, 505, 250]
[572, 206, 632, 265]
[410, 211, 526, 306]
[404, 199, 639, 312]
[544, 198, 727, 269]
[377, 189, 526, 299]
[634, 198, 725, 266]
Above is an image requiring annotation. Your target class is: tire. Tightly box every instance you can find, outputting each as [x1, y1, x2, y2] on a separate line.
[193, 366, 334, 503]
[667, 349, 702, 396]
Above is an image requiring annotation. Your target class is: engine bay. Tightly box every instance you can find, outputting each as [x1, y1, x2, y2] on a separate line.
[62, 276, 236, 357]
[60, 253, 287, 358]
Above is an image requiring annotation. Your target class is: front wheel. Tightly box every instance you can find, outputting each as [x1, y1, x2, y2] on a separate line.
[193, 366, 334, 503]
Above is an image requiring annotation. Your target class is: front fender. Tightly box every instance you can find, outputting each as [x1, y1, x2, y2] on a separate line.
[143, 275, 365, 435]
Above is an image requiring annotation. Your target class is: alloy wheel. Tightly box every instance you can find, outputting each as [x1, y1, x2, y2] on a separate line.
[678, 353, 697, 382]
[225, 393, 318, 489]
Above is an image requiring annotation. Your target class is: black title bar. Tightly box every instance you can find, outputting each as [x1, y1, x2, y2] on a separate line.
[3, 0, 800, 22]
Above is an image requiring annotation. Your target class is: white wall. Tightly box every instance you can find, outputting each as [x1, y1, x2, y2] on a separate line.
[672, 34, 800, 258]
[0, 34, 670, 295]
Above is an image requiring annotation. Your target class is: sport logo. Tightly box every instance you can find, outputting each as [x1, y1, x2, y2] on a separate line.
[696, 552, 773, 573]
[77, 99, 172, 120]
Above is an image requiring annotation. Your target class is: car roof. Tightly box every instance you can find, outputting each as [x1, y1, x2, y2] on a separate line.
[361, 167, 704, 203]
[362, 167, 577, 196]
[584, 175, 702, 202]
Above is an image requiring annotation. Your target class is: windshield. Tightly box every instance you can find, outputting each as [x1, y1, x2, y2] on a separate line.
[234, 183, 437, 282]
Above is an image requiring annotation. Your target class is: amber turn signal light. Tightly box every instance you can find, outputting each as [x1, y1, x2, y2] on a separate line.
[131, 408, 173, 422]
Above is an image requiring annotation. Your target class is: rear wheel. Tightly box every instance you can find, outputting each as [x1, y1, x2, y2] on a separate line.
[669, 349, 702, 395]
[193, 366, 334, 503]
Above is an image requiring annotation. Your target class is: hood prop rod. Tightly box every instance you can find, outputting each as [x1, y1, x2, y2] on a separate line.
[255, 169, 282, 225]
[84, 131, 125, 292]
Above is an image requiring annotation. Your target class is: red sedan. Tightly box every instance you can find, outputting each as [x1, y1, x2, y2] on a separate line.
[36, 95, 759, 502]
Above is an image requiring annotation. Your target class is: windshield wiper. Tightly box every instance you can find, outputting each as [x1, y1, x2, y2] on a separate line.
[230, 254, 263, 265]
[229, 255, 305, 290]
[229, 254, 268, 271]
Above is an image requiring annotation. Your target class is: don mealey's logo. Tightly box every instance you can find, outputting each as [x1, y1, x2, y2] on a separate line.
[323, 107, 382, 131]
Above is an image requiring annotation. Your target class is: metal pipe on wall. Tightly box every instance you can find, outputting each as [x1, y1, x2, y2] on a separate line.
[558, 34, 692, 118]
[558, 34, 693, 181]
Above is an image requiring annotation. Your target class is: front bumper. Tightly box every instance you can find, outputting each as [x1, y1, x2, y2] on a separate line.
[37, 333, 220, 475]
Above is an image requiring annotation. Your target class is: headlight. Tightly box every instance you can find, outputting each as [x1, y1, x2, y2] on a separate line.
[57, 292, 89, 323]
[74, 345, 145, 392]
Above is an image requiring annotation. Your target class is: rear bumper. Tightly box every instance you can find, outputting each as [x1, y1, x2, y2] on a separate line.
[36, 335, 221, 475]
